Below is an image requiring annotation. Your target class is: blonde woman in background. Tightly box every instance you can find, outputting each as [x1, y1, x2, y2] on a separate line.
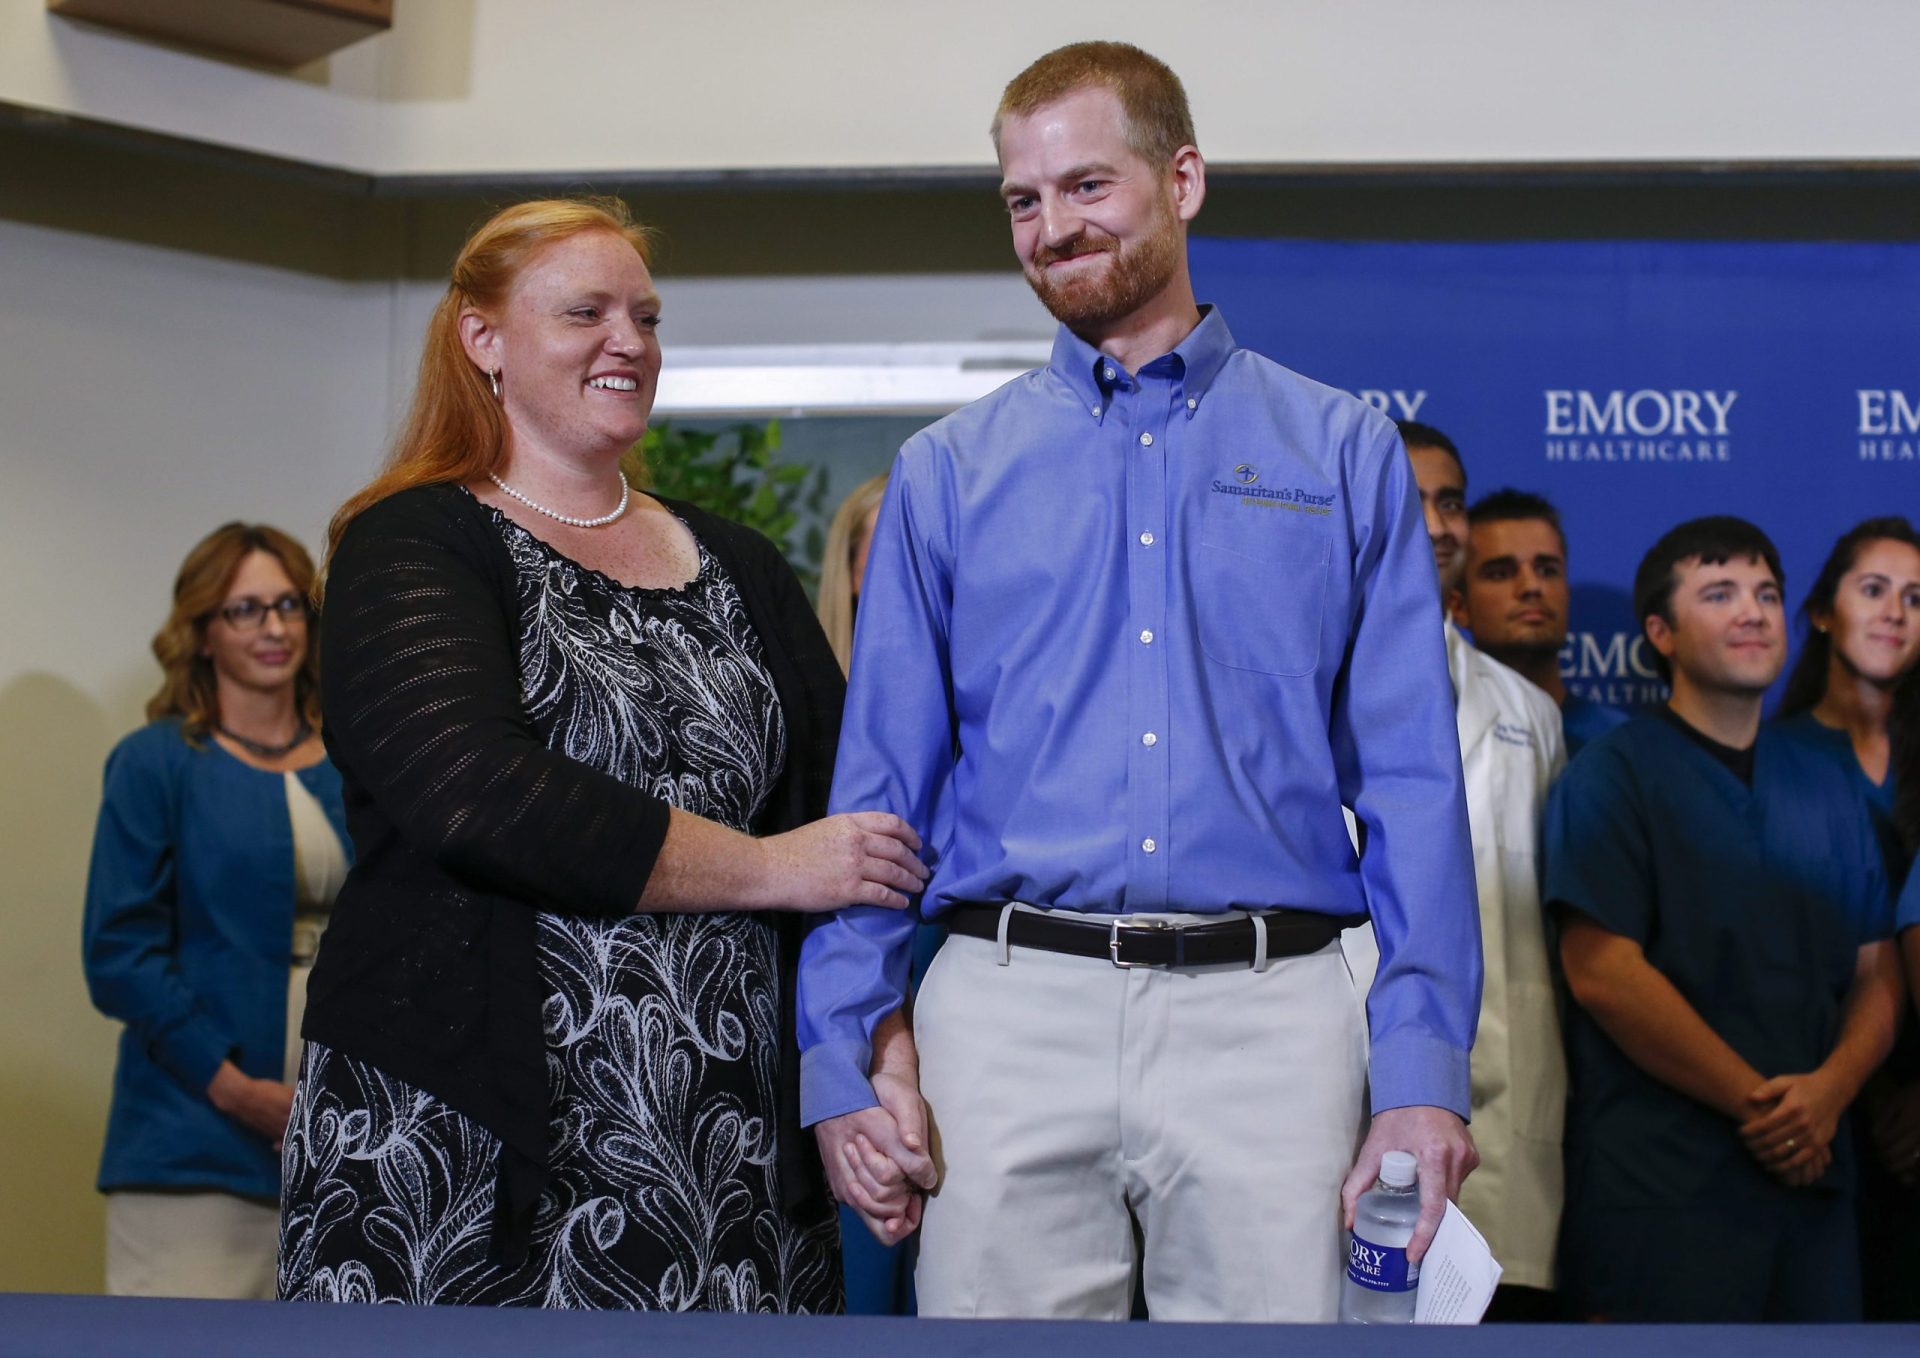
[82, 523, 348, 1298]
[818, 473, 888, 675]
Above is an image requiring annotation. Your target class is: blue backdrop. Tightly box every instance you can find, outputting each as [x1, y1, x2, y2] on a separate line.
[1188, 238, 1920, 710]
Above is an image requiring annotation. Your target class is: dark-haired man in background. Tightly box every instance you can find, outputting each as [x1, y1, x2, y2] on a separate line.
[1452, 489, 1627, 758]
[1544, 516, 1900, 1321]
[1397, 422, 1566, 1318]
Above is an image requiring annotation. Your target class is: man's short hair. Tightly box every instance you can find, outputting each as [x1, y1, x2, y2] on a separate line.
[1468, 489, 1567, 557]
[992, 42, 1196, 168]
[1631, 516, 1784, 683]
[1396, 420, 1465, 481]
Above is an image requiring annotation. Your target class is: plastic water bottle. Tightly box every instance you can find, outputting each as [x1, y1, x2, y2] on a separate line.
[1340, 1150, 1420, 1324]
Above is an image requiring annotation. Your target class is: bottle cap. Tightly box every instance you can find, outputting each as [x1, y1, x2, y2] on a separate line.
[1379, 1151, 1417, 1187]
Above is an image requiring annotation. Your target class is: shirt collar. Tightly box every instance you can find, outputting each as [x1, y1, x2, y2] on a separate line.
[1047, 304, 1238, 420]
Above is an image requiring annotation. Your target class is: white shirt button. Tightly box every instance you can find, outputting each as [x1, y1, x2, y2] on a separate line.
[1187, 397, 1198, 409]
[1139, 531, 1155, 546]
[1139, 629, 1154, 644]
[1142, 732, 1158, 747]
[1091, 405, 1101, 416]
[1104, 366, 1116, 381]
[1139, 432, 1154, 447]
[1142, 838, 1157, 854]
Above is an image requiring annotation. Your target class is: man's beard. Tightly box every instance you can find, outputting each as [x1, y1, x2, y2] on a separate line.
[1024, 198, 1182, 331]
[1480, 636, 1564, 669]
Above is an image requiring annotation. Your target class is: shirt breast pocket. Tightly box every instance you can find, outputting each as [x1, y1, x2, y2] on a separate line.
[1192, 529, 1329, 678]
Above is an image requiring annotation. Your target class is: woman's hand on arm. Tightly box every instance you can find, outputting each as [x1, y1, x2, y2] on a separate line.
[638, 808, 927, 914]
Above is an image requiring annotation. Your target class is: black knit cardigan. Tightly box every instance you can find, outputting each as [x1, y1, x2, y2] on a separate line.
[305, 483, 845, 1264]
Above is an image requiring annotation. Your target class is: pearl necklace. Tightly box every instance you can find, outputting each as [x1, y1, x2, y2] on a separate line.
[488, 472, 630, 528]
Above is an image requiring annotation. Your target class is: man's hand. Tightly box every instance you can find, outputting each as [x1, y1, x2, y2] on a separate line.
[815, 1069, 937, 1244]
[1740, 1070, 1845, 1180]
[1341, 1105, 1477, 1264]
[1771, 1141, 1833, 1189]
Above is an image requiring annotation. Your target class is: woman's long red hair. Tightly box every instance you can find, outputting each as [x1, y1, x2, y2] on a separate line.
[322, 197, 654, 583]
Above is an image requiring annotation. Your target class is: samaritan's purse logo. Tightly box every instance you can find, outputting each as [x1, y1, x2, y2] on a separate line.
[1210, 465, 1336, 515]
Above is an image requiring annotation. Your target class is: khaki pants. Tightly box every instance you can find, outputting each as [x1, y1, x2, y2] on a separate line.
[105, 1190, 279, 1299]
[914, 913, 1369, 1321]
[103, 963, 308, 1299]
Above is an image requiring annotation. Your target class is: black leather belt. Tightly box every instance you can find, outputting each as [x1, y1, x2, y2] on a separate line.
[946, 904, 1365, 969]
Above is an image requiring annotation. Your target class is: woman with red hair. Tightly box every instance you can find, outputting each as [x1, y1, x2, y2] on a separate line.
[278, 198, 924, 1309]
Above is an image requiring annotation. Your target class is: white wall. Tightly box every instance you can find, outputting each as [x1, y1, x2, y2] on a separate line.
[0, 216, 397, 1292]
[7, 0, 1919, 176]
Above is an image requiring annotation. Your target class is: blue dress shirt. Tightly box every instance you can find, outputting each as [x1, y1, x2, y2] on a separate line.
[797, 309, 1481, 1126]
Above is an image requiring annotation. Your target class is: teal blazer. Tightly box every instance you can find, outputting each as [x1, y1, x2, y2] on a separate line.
[82, 718, 347, 1197]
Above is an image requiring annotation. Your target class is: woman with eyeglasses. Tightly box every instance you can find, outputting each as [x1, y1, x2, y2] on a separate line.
[82, 522, 347, 1298]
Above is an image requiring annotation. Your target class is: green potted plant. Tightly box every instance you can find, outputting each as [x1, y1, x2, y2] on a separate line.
[622, 420, 829, 594]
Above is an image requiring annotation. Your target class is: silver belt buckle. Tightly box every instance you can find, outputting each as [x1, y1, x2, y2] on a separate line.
[1109, 916, 1174, 969]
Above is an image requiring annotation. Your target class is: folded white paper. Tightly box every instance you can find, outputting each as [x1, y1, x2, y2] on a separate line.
[1413, 1201, 1503, 1324]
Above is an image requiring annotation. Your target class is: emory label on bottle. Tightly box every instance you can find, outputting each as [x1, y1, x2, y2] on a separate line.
[1347, 1233, 1418, 1294]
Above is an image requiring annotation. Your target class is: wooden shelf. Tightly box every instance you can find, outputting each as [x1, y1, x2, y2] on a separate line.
[49, 0, 392, 68]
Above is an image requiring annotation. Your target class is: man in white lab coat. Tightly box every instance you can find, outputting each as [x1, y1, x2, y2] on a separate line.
[1400, 422, 1568, 1318]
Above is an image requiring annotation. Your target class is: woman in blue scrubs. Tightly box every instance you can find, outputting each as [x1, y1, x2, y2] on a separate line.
[1771, 516, 1920, 1319]
[1885, 681, 1920, 1223]
[1773, 517, 1920, 879]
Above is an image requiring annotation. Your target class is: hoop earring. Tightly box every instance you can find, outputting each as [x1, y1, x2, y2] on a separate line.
[488, 368, 502, 399]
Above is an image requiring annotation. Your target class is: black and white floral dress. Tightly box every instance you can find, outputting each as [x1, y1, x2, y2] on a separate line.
[278, 507, 842, 1311]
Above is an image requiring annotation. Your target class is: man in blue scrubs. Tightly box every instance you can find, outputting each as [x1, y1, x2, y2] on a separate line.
[1451, 489, 1628, 757]
[797, 41, 1481, 1321]
[1545, 516, 1901, 1321]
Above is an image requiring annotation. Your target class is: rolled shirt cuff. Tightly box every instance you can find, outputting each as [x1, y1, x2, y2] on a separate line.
[1368, 1028, 1472, 1122]
[799, 1037, 879, 1128]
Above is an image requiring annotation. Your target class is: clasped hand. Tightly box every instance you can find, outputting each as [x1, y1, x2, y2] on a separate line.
[815, 1070, 938, 1244]
[1739, 1069, 1843, 1188]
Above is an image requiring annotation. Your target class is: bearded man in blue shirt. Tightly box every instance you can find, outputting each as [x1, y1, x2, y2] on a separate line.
[797, 40, 1483, 1322]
